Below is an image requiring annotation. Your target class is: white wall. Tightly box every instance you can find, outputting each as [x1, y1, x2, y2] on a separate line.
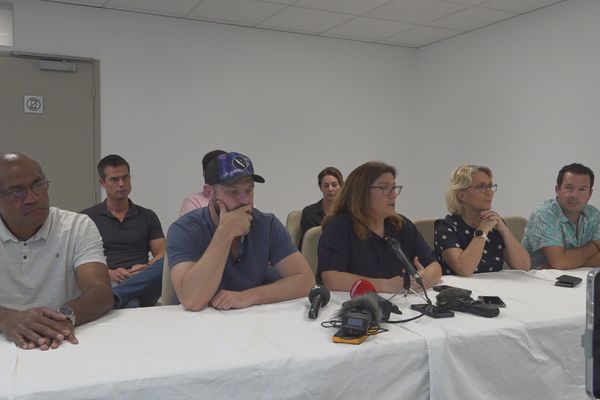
[11, 0, 417, 229]
[415, 0, 600, 219]
[9, 0, 600, 230]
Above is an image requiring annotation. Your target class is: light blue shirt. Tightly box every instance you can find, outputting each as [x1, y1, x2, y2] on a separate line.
[167, 207, 290, 292]
[522, 198, 600, 268]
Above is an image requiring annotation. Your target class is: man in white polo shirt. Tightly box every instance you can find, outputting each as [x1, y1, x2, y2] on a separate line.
[0, 153, 113, 350]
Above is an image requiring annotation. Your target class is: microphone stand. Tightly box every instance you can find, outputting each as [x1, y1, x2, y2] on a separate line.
[384, 235, 432, 305]
[403, 269, 420, 298]
[387, 268, 429, 304]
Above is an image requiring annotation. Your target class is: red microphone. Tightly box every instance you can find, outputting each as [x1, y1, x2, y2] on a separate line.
[350, 279, 377, 298]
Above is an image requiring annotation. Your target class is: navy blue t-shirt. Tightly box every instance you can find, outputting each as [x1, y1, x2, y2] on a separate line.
[81, 200, 164, 269]
[317, 213, 436, 281]
[167, 207, 294, 292]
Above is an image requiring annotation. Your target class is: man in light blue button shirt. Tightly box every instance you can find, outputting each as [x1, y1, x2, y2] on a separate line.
[522, 163, 600, 269]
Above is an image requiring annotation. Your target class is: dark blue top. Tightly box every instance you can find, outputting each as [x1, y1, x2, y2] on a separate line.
[167, 207, 294, 292]
[299, 199, 324, 249]
[317, 213, 436, 281]
[81, 200, 164, 269]
[434, 214, 505, 275]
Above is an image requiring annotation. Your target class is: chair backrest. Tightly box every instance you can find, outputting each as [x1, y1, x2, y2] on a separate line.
[161, 254, 176, 306]
[301, 226, 322, 275]
[286, 210, 303, 248]
[504, 216, 528, 243]
[414, 219, 436, 249]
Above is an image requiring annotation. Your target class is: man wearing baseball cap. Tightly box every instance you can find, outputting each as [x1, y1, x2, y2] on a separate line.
[167, 152, 315, 311]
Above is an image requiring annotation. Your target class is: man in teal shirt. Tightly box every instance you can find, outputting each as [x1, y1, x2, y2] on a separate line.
[523, 163, 600, 269]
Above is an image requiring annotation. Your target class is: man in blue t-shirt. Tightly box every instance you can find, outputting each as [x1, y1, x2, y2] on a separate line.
[167, 151, 315, 311]
[522, 163, 600, 269]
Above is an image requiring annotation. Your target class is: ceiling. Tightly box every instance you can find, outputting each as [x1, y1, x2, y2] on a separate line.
[41, 0, 567, 48]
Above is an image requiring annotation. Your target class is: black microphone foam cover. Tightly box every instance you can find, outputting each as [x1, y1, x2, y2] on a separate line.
[309, 285, 330, 306]
[436, 289, 499, 318]
[436, 287, 471, 305]
[336, 292, 383, 323]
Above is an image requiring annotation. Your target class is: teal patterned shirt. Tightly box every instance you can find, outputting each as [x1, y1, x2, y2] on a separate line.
[522, 198, 600, 268]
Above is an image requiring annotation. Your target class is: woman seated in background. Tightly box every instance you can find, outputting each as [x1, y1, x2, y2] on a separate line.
[317, 161, 441, 292]
[435, 165, 530, 276]
[299, 167, 344, 244]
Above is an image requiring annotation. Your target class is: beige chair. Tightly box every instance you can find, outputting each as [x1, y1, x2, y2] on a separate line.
[161, 254, 176, 305]
[414, 219, 436, 249]
[286, 210, 303, 248]
[504, 216, 528, 243]
[301, 226, 322, 275]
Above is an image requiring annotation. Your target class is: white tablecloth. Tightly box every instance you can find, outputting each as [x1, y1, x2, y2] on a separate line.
[0, 269, 590, 400]
[403, 268, 588, 400]
[0, 297, 428, 400]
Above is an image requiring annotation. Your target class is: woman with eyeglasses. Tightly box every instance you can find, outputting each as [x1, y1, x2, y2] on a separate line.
[317, 161, 442, 292]
[299, 167, 344, 247]
[435, 165, 530, 276]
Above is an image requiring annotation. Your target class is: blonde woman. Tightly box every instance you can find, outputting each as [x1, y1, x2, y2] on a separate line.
[434, 165, 530, 276]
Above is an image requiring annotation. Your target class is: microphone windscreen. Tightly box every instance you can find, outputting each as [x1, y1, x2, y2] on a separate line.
[308, 285, 330, 306]
[336, 292, 383, 323]
[436, 288, 470, 308]
[350, 279, 377, 298]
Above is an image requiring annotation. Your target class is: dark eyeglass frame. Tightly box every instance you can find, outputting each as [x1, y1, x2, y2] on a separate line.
[369, 185, 403, 196]
[0, 179, 50, 201]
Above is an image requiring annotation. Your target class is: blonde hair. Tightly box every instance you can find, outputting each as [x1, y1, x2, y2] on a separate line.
[323, 161, 403, 241]
[445, 165, 492, 215]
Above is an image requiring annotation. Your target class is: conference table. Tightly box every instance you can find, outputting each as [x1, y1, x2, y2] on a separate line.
[0, 268, 589, 400]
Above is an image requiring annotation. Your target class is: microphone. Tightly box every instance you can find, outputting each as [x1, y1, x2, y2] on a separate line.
[308, 285, 330, 319]
[233, 235, 246, 263]
[350, 279, 377, 298]
[336, 292, 383, 325]
[384, 236, 424, 287]
[436, 288, 499, 318]
[349, 279, 401, 321]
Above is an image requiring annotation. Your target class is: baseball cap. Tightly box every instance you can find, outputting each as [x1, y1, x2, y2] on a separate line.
[204, 152, 265, 186]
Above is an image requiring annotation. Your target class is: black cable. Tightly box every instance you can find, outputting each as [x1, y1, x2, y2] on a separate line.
[386, 312, 425, 323]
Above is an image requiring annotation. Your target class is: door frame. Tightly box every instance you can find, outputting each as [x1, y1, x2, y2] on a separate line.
[5, 50, 102, 203]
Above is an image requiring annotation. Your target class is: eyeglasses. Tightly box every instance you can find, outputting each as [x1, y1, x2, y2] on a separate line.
[369, 185, 403, 196]
[470, 183, 498, 193]
[0, 179, 50, 201]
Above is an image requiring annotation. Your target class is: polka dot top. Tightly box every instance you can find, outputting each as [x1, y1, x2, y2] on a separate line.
[434, 214, 505, 275]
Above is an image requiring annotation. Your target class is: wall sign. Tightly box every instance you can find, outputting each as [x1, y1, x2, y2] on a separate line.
[24, 95, 44, 114]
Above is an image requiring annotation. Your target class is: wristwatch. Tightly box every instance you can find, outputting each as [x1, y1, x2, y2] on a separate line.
[474, 229, 488, 240]
[58, 306, 76, 326]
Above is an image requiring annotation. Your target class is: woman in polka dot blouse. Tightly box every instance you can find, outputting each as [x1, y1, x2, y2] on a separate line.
[434, 165, 530, 276]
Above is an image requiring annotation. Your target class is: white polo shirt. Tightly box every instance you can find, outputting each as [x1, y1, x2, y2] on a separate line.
[0, 207, 106, 310]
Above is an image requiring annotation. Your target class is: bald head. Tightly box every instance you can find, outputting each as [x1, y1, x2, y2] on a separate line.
[0, 153, 43, 186]
[0, 152, 50, 240]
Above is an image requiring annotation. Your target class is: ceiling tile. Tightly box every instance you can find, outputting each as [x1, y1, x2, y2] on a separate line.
[481, 0, 564, 14]
[60, 0, 108, 5]
[188, 0, 285, 25]
[447, 0, 488, 5]
[41, 0, 569, 48]
[366, 0, 468, 24]
[325, 17, 414, 40]
[430, 6, 515, 31]
[255, 0, 299, 4]
[294, 0, 392, 16]
[107, 0, 201, 15]
[385, 25, 460, 47]
[260, 6, 355, 33]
